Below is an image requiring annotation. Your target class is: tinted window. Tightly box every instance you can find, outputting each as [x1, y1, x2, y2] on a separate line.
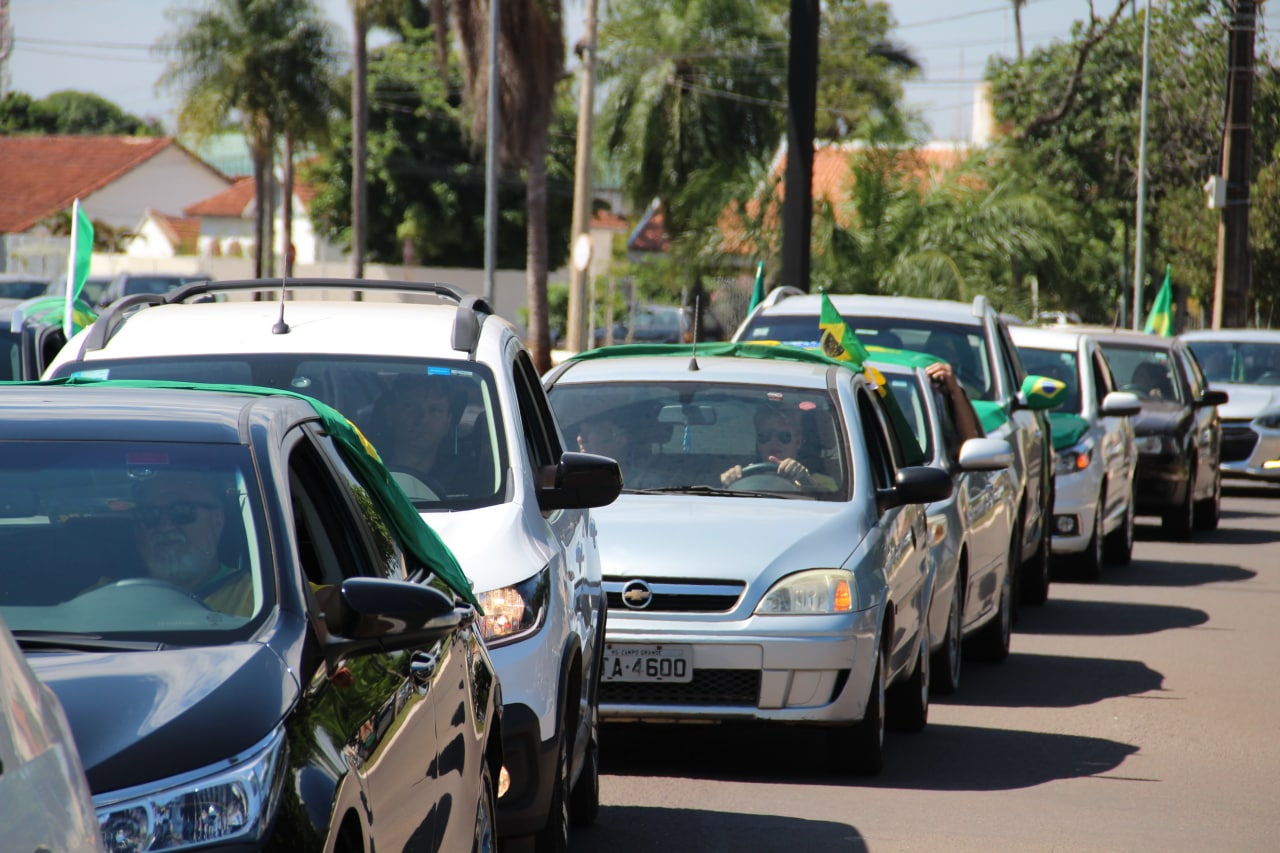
[1186, 340, 1280, 385]
[1098, 344, 1183, 404]
[1015, 346, 1081, 413]
[884, 374, 935, 463]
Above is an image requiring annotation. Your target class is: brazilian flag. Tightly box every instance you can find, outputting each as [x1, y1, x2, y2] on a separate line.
[1144, 266, 1174, 337]
[818, 291, 870, 366]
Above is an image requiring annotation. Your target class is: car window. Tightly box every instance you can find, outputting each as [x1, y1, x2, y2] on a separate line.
[1098, 344, 1184, 404]
[995, 321, 1026, 397]
[1092, 350, 1115, 399]
[0, 442, 270, 640]
[1187, 340, 1280, 385]
[1179, 346, 1206, 399]
[547, 379, 849, 499]
[513, 350, 563, 472]
[857, 390, 895, 493]
[1015, 346, 1081, 413]
[1, 329, 20, 381]
[884, 374, 935, 463]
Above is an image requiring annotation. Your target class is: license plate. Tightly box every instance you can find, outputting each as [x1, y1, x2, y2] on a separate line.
[602, 644, 693, 683]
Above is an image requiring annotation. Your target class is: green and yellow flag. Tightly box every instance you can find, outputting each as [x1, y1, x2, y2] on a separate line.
[1144, 265, 1174, 337]
[818, 291, 869, 366]
[748, 261, 766, 312]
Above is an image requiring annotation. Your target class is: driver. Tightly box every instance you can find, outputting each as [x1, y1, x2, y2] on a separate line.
[720, 403, 836, 492]
[368, 374, 464, 496]
[133, 470, 252, 616]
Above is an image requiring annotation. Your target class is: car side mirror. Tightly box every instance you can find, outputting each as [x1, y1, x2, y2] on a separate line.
[877, 465, 953, 512]
[957, 437, 1013, 471]
[1196, 388, 1229, 408]
[537, 451, 623, 511]
[1100, 391, 1142, 418]
[326, 577, 466, 661]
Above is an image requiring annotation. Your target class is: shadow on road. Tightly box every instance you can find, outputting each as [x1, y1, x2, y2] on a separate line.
[1011, 598, 1208, 636]
[947, 651, 1164, 708]
[1093, 559, 1256, 587]
[569, 806, 864, 852]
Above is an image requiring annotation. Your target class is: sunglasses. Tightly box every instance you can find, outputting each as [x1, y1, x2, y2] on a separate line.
[137, 501, 216, 528]
[756, 430, 794, 444]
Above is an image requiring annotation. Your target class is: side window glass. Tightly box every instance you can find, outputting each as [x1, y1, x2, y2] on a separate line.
[932, 385, 964, 462]
[1092, 353, 1112, 400]
[513, 350, 561, 470]
[996, 323, 1025, 391]
[1181, 348, 1205, 399]
[857, 392, 894, 493]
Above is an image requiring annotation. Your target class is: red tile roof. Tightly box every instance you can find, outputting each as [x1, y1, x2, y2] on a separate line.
[591, 209, 628, 230]
[0, 135, 190, 233]
[148, 210, 202, 255]
[629, 210, 669, 253]
[183, 175, 319, 217]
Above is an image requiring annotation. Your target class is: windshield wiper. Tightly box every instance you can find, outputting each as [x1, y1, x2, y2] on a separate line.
[12, 631, 164, 652]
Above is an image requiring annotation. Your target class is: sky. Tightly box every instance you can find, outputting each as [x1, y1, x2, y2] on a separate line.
[5, 0, 1279, 143]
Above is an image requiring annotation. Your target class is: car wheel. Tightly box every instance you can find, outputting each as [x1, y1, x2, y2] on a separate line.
[968, 538, 1014, 663]
[1194, 468, 1221, 531]
[829, 641, 885, 776]
[1103, 494, 1135, 566]
[930, 580, 962, 696]
[534, 718, 571, 853]
[887, 630, 930, 732]
[569, 706, 600, 827]
[1078, 496, 1105, 581]
[1162, 466, 1196, 541]
[473, 756, 498, 853]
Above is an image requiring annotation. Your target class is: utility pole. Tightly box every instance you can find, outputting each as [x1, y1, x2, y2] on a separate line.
[0, 0, 13, 98]
[781, 0, 818, 293]
[1131, 0, 1152, 330]
[1212, 0, 1257, 329]
[565, 0, 599, 353]
[483, 0, 501, 303]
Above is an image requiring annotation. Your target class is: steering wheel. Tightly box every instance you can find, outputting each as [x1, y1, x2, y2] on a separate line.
[729, 462, 800, 493]
[740, 462, 781, 478]
[391, 471, 444, 501]
[82, 577, 213, 610]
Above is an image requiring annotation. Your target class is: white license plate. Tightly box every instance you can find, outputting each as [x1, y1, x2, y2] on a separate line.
[602, 644, 693, 683]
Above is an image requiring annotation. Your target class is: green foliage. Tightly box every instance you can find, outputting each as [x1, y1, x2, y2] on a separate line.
[0, 90, 163, 135]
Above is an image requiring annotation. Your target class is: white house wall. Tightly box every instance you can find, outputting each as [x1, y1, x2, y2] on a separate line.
[84, 146, 229, 231]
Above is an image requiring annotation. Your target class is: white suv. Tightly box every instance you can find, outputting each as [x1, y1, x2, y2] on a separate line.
[45, 279, 622, 852]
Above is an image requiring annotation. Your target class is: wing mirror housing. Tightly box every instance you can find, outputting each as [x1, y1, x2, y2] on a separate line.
[957, 437, 1014, 471]
[326, 577, 466, 661]
[537, 451, 623, 511]
[1100, 391, 1143, 417]
[878, 465, 953, 512]
[1196, 388, 1229, 408]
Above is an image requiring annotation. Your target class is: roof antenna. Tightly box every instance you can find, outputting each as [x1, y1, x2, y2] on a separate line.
[272, 277, 290, 334]
[687, 295, 701, 371]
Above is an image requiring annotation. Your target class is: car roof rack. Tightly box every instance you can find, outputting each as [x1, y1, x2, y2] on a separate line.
[761, 285, 806, 308]
[971, 294, 989, 318]
[83, 278, 494, 358]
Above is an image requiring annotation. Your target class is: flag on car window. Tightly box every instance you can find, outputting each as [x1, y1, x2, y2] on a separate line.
[818, 291, 869, 366]
[1144, 265, 1174, 337]
[63, 199, 95, 337]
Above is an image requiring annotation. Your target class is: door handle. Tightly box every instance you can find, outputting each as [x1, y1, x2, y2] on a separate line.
[411, 651, 438, 685]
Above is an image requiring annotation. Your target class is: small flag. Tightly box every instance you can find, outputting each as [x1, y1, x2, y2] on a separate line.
[63, 200, 94, 338]
[818, 291, 870, 366]
[748, 261, 766, 312]
[1144, 265, 1174, 337]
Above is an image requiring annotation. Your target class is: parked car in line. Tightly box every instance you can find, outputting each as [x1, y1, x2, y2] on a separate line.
[1181, 328, 1280, 483]
[44, 274, 114, 308]
[593, 303, 690, 346]
[94, 271, 209, 309]
[734, 290, 1058, 607]
[0, 273, 53, 300]
[45, 279, 622, 852]
[0, 612, 104, 852]
[870, 349, 1018, 688]
[1077, 327, 1227, 538]
[1011, 325, 1142, 577]
[544, 342, 953, 774]
[0, 381, 500, 852]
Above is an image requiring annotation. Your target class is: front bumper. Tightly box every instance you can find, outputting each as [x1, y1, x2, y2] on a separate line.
[495, 702, 557, 838]
[1049, 466, 1102, 555]
[1133, 452, 1190, 514]
[1220, 421, 1280, 481]
[598, 607, 881, 726]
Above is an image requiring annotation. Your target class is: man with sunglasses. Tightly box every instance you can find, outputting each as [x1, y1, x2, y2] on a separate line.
[133, 470, 252, 616]
[720, 403, 836, 492]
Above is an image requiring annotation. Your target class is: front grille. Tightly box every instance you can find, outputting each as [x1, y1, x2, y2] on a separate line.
[601, 669, 760, 707]
[1221, 424, 1259, 463]
[604, 577, 746, 613]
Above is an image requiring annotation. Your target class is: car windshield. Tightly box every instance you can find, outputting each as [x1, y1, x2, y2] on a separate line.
[0, 442, 270, 642]
[741, 314, 995, 401]
[1098, 344, 1183, 404]
[0, 280, 49, 300]
[1185, 339, 1280, 386]
[547, 380, 849, 500]
[57, 354, 506, 510]
[1016, 347, 1082, 413]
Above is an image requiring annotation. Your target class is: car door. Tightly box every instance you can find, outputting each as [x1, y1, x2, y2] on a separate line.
[1177, 343, 1221, 497]
[992, 319, 1048, 559]
[286, 426, 465, 852]
[1092, 345, 1134, 522]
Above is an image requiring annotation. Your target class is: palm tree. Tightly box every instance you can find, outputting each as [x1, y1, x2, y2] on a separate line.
[158, 0, 337, 278]
[453, 0, 566, 372]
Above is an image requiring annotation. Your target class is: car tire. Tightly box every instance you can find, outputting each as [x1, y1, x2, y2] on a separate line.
[1194, 469, 1221, 531]
[829, 641, 885, 776]
[569, 707, 600, 827]
[887, 631, 930, 732]
[473, 755, 498, 853]
[1162, 466, 1196, 541]
[968, 539, 1015, 663]
[534, 718, 571, 853]
[1103, 495, 1135, 566]
[1077, 495, 1105, 581]
[930, 580, 963, 696]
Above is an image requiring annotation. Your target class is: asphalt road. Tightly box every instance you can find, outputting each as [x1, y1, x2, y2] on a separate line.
[569, 484, 1280, 853]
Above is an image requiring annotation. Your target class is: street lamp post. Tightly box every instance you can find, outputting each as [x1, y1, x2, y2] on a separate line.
[1131, 0, 1152, 330]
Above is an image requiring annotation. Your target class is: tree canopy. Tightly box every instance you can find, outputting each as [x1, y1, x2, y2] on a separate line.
[0, 90, 163, 136]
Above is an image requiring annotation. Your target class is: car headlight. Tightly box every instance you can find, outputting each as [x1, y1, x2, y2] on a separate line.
[1054, 443, 1093, 475]
[755, 569, 856, 615]
[96, 727, 284, 852]
[1135, 434, 1174, 455]
[477, 566, 550, 645]
[1256, 411, 1280, 430]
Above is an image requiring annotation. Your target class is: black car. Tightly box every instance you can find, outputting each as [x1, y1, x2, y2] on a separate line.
[0, 297, 79, 380]
[96, 272, 209, 309]
[1085, 327, 1227, 538]
[0, 382, 500, 852]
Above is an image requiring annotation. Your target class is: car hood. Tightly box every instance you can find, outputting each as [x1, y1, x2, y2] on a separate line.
[1133, 401, 1190, 435]
[425, 503, 553, 592]
[592, 494, 861, 584]
[31, 643, 295, 795]
[1212, 383, 1280, 420]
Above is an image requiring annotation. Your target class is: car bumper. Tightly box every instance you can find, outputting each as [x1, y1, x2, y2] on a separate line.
[495, 702, 558, 838]
[1133, 452, 1189, 513]
[598, 608, 882, 725]
[1219, 423, 1280, 481]
[1049, 466, 1102, 554]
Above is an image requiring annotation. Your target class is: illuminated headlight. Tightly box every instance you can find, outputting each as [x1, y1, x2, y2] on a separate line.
[477, 567, 549, 645]
[1135, 434, 1174, 455]
[1054, 443, 1093, 476]
[755, 570, 856, 614]
[1255, 411, 1280, 430]
[96, 727, 284, 852]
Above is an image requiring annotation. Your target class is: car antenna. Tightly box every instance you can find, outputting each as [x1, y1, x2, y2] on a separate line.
[687, 295, 701, 371]
[272, 277, 290, 334]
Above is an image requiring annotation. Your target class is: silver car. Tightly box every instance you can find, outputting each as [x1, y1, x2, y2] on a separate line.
[1011, 326, 1142, 577]
[1182, 328, 1280, 482]
[872, 352, 1017, 694]
[544, 343, 952, 775]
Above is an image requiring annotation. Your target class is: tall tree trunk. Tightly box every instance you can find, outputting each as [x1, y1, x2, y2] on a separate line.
[251, 147, 268, 279]
[283, 134, 296, 278]
[525, 128, 551, 373]
[352, 2, 369, 279]
[430, 0, 450, 90]
[1013, 0, 1025, 61]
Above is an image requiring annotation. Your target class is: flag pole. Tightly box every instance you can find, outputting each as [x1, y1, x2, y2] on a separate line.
[64, 199, 80, 339]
